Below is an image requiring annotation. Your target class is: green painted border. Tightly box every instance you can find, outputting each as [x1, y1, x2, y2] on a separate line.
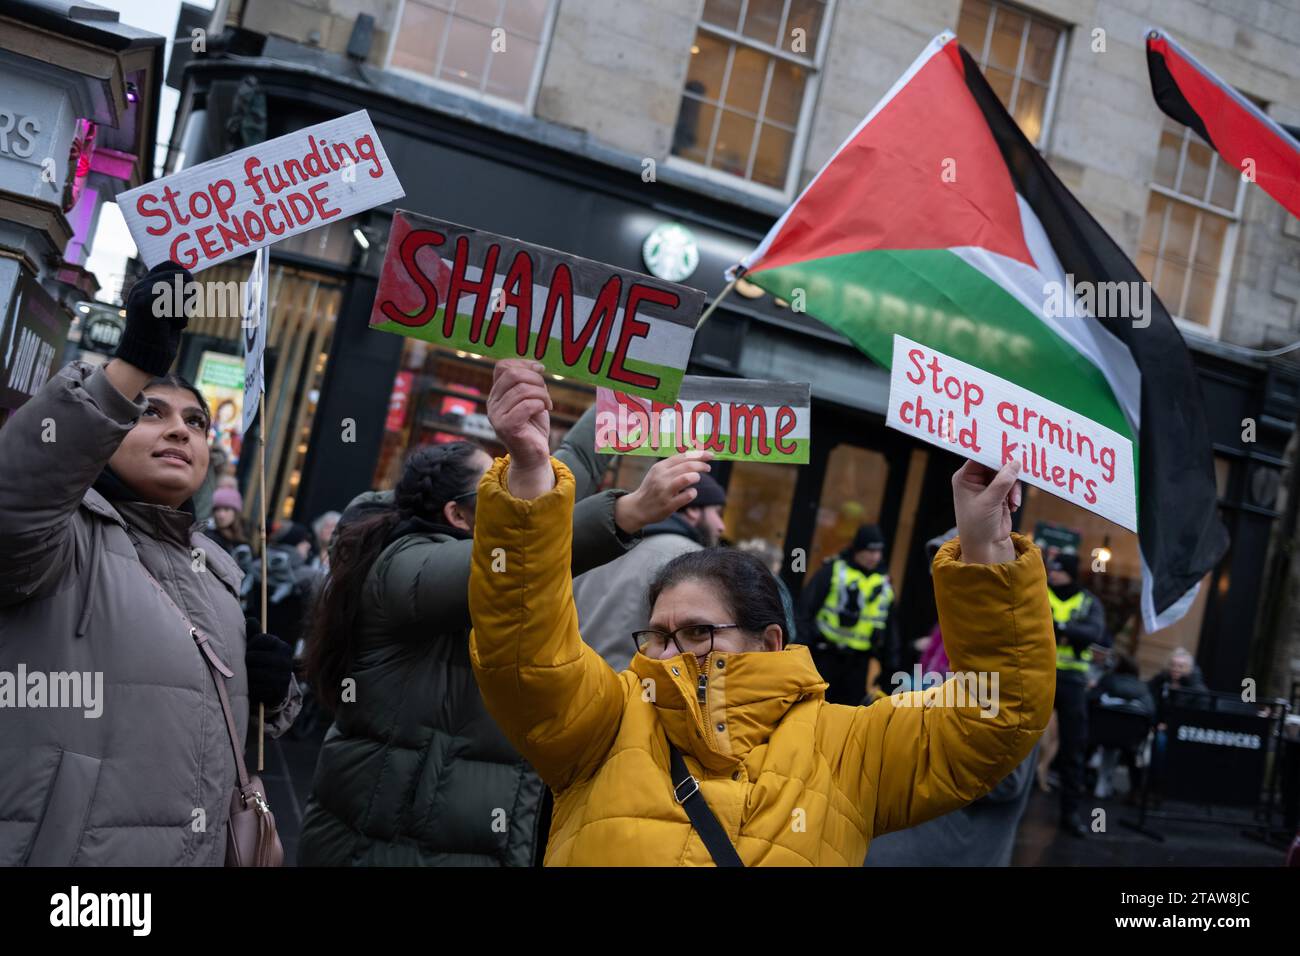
[371, 309, 685, 403]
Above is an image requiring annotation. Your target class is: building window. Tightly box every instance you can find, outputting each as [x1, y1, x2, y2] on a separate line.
[670, 0, 833, 194]
[387, 0, 556, 111]
[956, 0, 1065, 147]
[1136, 118, 1245, 335]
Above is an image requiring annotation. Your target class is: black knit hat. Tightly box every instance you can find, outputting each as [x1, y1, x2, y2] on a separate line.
[1048, 552, 1079, 580]
[851, 524, 886, 552]
[683, 473, 726, 510]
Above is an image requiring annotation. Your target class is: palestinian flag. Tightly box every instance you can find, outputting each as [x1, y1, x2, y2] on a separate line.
[1147, 28, 1300, 219]
[733, 32, 1226, 632]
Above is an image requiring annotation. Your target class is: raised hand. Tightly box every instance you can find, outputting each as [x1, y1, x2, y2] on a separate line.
[952, 459, 1022, 565]
[487, 359, 555, 499]
[614, 450, 714, 534]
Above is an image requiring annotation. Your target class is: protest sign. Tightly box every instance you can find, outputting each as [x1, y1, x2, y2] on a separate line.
[241, 247, 268, 436]
[368, 211, 704, 403]
[886, 335, 1137, 531]
[119, 110, 404, 272]
[594, 376, 810, 463]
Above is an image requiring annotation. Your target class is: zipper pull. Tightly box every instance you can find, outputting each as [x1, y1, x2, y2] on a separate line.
[697, 673, 708, 706]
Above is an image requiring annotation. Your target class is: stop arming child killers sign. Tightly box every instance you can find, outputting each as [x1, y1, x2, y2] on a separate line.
[595, 377, 811, 463]
[886, 334, 1137, 532]
[118, 110, 405, 272]
[368, 211, 704, 403]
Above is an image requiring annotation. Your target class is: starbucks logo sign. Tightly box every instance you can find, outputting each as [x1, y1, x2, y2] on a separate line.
[642, 223, 699, 282]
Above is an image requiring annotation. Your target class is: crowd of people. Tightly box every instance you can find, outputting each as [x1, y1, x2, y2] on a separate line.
[1, 262, 1223, 867]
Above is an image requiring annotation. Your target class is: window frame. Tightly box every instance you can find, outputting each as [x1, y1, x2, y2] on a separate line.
[1141, 122, 1248, 340]
[960, 0, 1067, 151]
[383, 0, 560, 115]
[666, 0, 839, 202]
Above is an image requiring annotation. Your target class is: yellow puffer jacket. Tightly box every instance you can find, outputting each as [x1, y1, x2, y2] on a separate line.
[469, 458, 1055, 866]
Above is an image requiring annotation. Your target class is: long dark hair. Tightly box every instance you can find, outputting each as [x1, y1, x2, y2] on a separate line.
[647, 549, 787, 648]
[305, 441, 484, 711]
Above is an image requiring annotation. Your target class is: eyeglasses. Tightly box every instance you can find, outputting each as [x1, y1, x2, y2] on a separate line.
[451, 490, 478, 503]
[631, 623, 740, 658]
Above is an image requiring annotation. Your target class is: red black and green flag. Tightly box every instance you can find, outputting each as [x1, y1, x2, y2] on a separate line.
[1147, 27, 1300, 219]
[733, 32, 1226, 632]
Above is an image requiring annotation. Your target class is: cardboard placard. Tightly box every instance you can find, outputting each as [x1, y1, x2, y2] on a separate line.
[885, 335, 1136, 531]
[368, 211, 703, 403]
[594, 376, 811, 463]
[119, 110, 404, 272]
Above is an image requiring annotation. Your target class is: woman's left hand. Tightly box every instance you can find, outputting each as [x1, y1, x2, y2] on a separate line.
[952, 458, 1021, 565]
[245, 619, 293, 707]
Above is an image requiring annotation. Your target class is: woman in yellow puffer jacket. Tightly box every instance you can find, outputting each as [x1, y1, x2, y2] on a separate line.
[469, 360, 1056, 866]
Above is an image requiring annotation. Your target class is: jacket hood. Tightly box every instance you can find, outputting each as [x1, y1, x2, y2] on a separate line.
[630, 644, 827, 773]
[641, 513, 701, 543]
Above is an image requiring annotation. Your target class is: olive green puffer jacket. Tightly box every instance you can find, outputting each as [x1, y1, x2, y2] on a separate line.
[298, 409, 631, 865]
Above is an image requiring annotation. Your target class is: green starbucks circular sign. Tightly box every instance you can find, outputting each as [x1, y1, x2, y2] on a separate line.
[642, 222, 699, 282]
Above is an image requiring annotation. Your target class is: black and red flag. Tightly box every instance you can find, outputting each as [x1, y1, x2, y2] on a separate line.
[1146, 28, 1300, 218]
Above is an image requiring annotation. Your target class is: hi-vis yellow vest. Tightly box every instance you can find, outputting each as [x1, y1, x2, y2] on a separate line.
[1048, 589, 1092, 673]
[816, 560, 892, 652]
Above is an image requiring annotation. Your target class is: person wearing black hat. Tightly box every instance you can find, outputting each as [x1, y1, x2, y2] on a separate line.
[1046, 550, 1109, 838]
[572, 465, 728, 672]
[798, 523, 899, 705]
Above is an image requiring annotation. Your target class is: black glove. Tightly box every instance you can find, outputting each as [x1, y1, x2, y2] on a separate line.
[244, 618, 293, 707]
[113, 260, 192, 376]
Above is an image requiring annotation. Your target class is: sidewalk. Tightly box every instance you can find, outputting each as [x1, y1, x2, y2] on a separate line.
[261, 723, 1289, 867]
[1012, 786, 1286, 866]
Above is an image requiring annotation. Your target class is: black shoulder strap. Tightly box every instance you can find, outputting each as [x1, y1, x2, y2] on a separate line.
[669, 744, 744, 867]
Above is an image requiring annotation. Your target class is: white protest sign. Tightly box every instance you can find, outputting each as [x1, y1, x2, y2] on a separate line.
[241, 247, 268, 436]
[119, 110, 405, 272]
[885, 334, 1136, 532]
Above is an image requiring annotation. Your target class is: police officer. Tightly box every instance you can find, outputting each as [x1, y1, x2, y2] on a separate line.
[799, 524, 898, 705]
[1047, 551, 1108, 838]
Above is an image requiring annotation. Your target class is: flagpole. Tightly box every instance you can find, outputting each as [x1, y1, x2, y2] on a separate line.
[695, 275, 740, 329]
[257, 389, 266, 773]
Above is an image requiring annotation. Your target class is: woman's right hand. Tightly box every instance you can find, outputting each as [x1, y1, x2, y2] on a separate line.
[487, 359, 555, 500]
[614, 450, 713, 534]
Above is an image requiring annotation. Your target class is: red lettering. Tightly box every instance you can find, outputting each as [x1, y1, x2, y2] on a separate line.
[380, 228, 445, 328]
[194, 224, 220, 260]
[690, 402, 726, 452]
[900, 399, 914, 426]
[211, 179, 237, 222]
[1084, 478, 1098, 504]
[135, 193, 170, 236]
[162, 184, 188, 226]
[534, 264, 572, 361]
[1050, 465, 1065, 487]
[485, 250, 532, 351]
[445, 237, 500, 343]
[650, 399, 687, 451]
[906, 348, 925, 385]
[263, 203, 286, 236]
[774, 405, 797, 454]
[729, 403, 770, 456]
[215, 215, 248, 254]
[563, 275, 619, 374]
[307, 181, 341, 221]
[613, 391, 649, 451]
[287, 192, 314, 226]
[169, 232, 198, 269]
[609, 283, 673, 390]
